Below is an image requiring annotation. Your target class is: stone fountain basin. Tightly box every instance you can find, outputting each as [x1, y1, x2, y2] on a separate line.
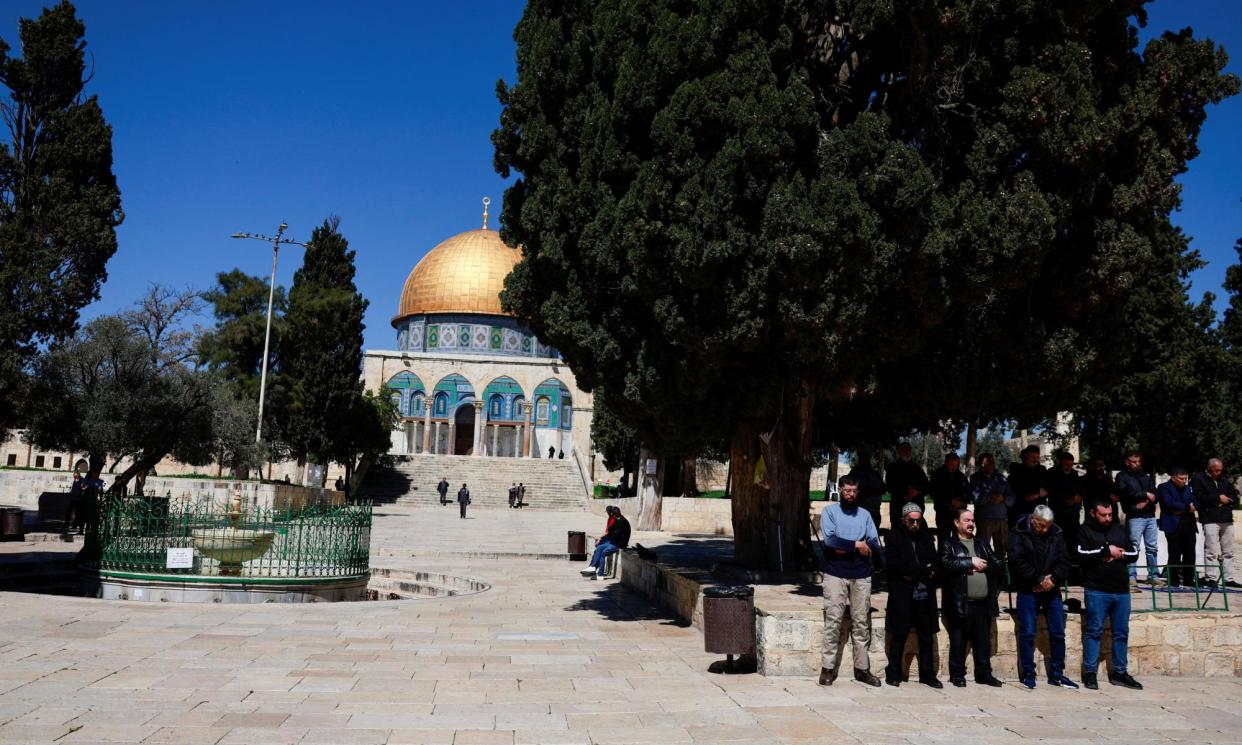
[192, 528, 275, 565]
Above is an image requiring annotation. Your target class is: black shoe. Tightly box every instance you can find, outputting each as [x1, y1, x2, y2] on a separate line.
[1020, 676, 1036, 689]
[818, 667, 836, 686]
[884, 674, 901, 687]
[1108, 671, 1143, 690]
[854, 668, 881, 687]
[920, 677, 944, 689]
[1083, 673, 1098, 690]
[1226, 580, 1242, 589]
[976, 675, 1003, 687]
[951, 678, 966, 688]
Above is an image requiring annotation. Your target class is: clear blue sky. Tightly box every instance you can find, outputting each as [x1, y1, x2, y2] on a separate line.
[3, 1, 1240, 351]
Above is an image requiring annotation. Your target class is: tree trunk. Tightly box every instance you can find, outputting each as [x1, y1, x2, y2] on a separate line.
[635, 448, 663, 530]
[827, 445, 839, 484]
[109, 451, 166, 497]
[729, 387, 815, 571]
[921, 436, 930, 472]
[964, 420, 978, 474]
[723, 457, 732, 499]
[682, 456, 699, 496]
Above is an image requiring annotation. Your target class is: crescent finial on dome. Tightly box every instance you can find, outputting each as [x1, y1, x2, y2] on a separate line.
[482, 196, 491, 230]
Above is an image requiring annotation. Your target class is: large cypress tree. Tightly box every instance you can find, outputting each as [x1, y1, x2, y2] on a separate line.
[0, 1, 122, 430]
[281, 218, 368, 477]
[495, 0, 1237, 568]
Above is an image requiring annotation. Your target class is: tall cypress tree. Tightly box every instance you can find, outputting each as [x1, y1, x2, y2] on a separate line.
[281, 217, 368, 475]
[0, 1, 122, 429]
[495, 0, 1238, 567]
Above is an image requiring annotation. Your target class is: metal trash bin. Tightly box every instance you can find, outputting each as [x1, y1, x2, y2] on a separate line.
[1, 507, 24, 542]
[567, 530, 587, 560]
[703, 585, 755, 666]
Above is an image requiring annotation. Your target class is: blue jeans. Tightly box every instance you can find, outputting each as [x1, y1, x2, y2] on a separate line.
[1127, 516, 1159, 581]
[589, 541, 618, 576]
[1016, 591, 1065, 680]
[1083, 589, 1130, 675]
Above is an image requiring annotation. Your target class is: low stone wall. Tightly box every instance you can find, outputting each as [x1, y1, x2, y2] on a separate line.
[619, 551, 1242, 678]
[0, 469, 342, 512]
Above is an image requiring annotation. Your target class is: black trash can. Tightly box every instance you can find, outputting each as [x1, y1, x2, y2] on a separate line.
[1, 507, 24, 542]
[703, 585, 755, 665]
[567, 530, 587, 560]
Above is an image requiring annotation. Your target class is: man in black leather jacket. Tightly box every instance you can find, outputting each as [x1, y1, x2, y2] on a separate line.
[939, 509, 1004, 687]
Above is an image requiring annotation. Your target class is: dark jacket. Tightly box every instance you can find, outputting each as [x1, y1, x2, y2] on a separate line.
[929, 466, 970, 529]
[1007, 515, 1073, 594]
[1076, 516, 1138, 594]
[938, 533, 1002, 619]
[1156, 480, 1197, 534]
[884, 524, 940, 631]
[886, 459, 929, 525]
[437, 479, 449, 496]
[1007, 463, 1048, 521]
[456, 486, 470, 504]
[1114, 468, 1157, 518]
[603, 515, 631, 548]
[1192, 471, 1240, 524]
[1046, 468, 1084, 522]
[1083, 471, 1117, 511]
[850, 464, 886, 529]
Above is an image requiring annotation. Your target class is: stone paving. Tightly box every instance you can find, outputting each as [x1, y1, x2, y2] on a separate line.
[1, 502, 1241, 744]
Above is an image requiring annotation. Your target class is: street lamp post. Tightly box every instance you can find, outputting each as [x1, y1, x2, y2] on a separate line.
[231, 222, 307, 445]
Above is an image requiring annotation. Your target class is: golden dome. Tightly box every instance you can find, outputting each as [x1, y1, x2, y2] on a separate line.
[394, 227, 519, 323]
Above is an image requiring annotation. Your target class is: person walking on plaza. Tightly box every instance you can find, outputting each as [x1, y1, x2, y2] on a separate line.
[456, 483, 470, 519]
[887, 442, 929, 531]
[1077, 501, 1142, 689]
[883, 503, 942, 688]
[518, 482, 526, 507]
[1008, 505, 1076, 689]
[818, 475, 882, 687]
[939, 508, 1003, 688]
[1007, 445, 1048, 527]
[508, 482, 518, 508]
[929, 453, 970, 544]
[970, 453, 1014, 560]
[1115, 451, 1160, 585]
[1193, 458, 1240, 588]
[437, 477, 450, 506]
[1046, 451, 1085, 563]
[582, 505, 629, 579]
[1157, 468, 1199, 588]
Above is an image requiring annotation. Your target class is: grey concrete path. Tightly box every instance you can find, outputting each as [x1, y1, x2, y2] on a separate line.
[1, 502, 1240, 744]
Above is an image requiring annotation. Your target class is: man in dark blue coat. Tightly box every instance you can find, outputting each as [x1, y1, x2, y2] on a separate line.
[1157, 468, 1198, 588]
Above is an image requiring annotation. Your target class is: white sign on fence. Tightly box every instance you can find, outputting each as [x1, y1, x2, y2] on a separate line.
[645, 458, 658, 476]
[165, 547, 193, 569]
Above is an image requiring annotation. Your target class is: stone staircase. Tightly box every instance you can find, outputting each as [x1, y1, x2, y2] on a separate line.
[359, 453, 588, 511]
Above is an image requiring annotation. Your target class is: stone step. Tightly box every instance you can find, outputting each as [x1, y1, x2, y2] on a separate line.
[359, 452, 588, 510]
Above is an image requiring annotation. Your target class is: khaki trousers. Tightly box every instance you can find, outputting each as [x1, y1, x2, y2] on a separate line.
[1204, 522, 1237, 582]
[822, 575, 872, 673]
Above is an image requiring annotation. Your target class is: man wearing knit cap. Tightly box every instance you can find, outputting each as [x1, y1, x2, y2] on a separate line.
[818, 474, 883, 687]
[883, 502, 942, 687]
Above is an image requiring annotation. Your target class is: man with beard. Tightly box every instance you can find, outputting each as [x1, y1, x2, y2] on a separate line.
[883, 503, 942, 688]
[1114, 451, 1159, 586]
[1077, 502, 1142, 690]
[818, 475, 882, 687]
[1193, 458, 1240, 588]
[940, 509, 1004, 687]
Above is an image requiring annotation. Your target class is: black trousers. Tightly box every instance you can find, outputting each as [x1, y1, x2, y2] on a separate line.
[885, 599, 938, 682]
[1166, 519, 1197, 586]
[459, 501, 467, 519]
[945, 600, 993, 682]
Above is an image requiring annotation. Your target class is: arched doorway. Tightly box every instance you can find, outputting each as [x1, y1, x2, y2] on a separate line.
[454, 404, 475, 455]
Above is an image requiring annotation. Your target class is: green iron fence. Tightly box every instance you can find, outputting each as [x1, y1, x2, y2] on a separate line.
[97, 494, 372, 579]
[1132, 564, 1232, 613]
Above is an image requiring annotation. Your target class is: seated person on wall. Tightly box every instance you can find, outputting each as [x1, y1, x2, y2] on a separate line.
[939, 508, 1004, 688]
[883, 503, 943, 688]
[1008, 504, 1076, 689]
[581, 506, 630, 580]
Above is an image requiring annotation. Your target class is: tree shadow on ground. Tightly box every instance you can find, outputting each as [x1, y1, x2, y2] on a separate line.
[563, 581, 691, 627]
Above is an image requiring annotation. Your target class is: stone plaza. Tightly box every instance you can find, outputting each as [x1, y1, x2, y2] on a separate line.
[2, 502, 1242, 745]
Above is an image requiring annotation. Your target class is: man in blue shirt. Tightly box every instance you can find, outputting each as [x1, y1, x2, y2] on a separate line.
[819, 474, 882, 687]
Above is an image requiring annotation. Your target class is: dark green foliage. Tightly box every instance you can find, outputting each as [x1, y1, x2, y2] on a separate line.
[495, 0, 1236, 566]
[590, 388, 640, 475]
[199, 269, 290, 454]
[281, 218, 369, 469]
[0, 1, 122, 429]
[23, 287, 231, 494]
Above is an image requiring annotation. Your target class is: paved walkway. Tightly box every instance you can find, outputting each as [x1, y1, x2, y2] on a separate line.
[1, 503, 1241, 744]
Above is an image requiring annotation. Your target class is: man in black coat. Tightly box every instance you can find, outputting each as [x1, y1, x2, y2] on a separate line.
[850, 451, 886, 533]
[1114, 451, 1159, 585]
[1083, 457, 1118, 511]
[939, 509, 1004, 687]
[884, 503, 942, 688]
[1007, 445, 1048, 527]
[929, 453, 970, 545]
[456, 483, 470, 519]
[1077, 501, 1141, 690]
[1008, 506, 1076, 689]
[437, 477, 450, 506]
[887, 442, 930, 529]
[1045, 451, 1085, 564]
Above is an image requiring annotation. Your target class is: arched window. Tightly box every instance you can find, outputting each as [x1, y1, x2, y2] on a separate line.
[489, 394, 504, 419]
[411, 392, 425, 415]
[535, 396, 551, 424]
[560, 394, 573, 429]
[510, 395, 525, 420]
[434, 392, 449, 417]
